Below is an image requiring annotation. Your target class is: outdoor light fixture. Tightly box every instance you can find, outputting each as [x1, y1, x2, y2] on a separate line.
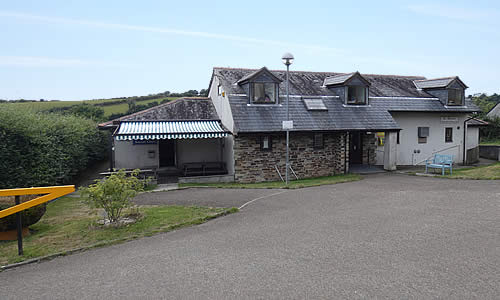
[282, 52, 294, 185]
[282, 52, 294, 66]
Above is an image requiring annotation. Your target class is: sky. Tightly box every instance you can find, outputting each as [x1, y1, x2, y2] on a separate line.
[0, 0, 499, 100]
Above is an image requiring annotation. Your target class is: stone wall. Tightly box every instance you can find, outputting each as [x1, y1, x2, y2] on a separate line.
[362, 133, 377, 165]
[234, 132, 347, 183]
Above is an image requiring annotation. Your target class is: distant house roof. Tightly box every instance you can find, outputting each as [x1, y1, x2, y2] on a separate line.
[212, 67, 479, 133]
[466, 118, 489, 127]
[99, 97, 219, 128]
[486, 102, 500, 118]
[414, 76, 468, 89]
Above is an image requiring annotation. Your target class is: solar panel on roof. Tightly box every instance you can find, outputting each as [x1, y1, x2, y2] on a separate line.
[303, 98, 327, 111]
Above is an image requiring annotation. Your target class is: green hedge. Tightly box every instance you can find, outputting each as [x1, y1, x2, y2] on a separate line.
[0, 106, 109, 189]
[481, 116, 500, 142]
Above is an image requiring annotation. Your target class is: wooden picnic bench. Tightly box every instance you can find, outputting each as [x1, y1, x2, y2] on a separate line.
[183, 162, 227, 176]
[425, 154, 453, 175]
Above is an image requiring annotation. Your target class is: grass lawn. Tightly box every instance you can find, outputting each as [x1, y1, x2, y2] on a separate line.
[0, 196, 236, 266]
[480, 139, 500, 146]
[179, 174, 361, 189]
[444, 162, 500, 180]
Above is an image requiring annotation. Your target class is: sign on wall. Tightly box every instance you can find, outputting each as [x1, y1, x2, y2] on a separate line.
[133, 140, 158, 145]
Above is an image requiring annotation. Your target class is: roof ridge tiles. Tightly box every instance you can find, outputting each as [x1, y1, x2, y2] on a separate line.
[213, 67, 426, 79]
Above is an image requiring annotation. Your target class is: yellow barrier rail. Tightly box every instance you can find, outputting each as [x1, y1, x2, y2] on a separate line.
[0, 185, 75, 219]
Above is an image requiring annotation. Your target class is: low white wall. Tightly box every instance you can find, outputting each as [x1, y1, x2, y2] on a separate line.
[375, 112, 467, 165]
[114, 140, 158, 169]
[466, 127, 479, 150]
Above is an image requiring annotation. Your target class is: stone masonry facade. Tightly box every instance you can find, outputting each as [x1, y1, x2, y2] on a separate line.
[361, 133, 377, 165]
[234, 132, 347, 183]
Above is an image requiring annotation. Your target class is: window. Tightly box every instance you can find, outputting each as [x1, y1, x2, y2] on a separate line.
[217, 84, 223, 96]
[314, 133, 324, 149]
[397, 131, 400, 144]
[448, 89, 463, 105]
[445, 127, 453, 143]
[418, 127, 429, 144]
[260, 136, 272, 151]
[252, 83, 276, 104]
[346, 86, 367, 105]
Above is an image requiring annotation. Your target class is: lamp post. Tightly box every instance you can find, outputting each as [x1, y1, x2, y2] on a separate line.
[282, 52, 294, 185]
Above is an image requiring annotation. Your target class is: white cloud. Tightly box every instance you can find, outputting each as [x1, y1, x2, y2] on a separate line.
[0, 56, 132, 67]
[0, 11, 344, 54]
[407, 4, 499, 21]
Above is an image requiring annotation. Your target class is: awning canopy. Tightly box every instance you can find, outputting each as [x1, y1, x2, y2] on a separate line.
[114, 120, 229, 141]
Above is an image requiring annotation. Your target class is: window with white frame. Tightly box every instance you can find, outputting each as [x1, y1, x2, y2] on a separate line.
[260, 136, 272, 151]
[252, 83, 277, 104]
[346, 86, 367, 105]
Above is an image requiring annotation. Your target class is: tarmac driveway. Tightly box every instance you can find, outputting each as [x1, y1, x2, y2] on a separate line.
[133, 187, 282, 208]
[1, 173, 499, 299]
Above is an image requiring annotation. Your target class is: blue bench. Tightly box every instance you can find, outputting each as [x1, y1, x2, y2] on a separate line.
[425, 154, 453, 175]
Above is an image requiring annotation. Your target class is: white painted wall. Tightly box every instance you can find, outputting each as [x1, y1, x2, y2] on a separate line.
[208, 75, 235, 133]
[466, 127, 479, 150]
[208, 74, 236, 174]
[375, 112, 468, 165]
[114, 140, 158, 169]
[114, 138, 230, 171]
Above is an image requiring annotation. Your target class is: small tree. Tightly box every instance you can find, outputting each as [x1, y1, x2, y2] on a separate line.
[81, 169, 145, 223]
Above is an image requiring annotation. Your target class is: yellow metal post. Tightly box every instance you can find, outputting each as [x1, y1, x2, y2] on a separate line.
[0, 185, 75, 256]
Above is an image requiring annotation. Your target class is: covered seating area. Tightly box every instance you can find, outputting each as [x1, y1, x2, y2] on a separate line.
[112, 120, 231, 181]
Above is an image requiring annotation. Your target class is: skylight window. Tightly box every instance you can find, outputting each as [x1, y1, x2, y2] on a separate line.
[303, 98, 327, 111]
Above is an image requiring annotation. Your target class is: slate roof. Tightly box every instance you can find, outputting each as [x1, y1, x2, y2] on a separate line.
[370, 98, 479, 113]
[212, 67, 480, 133]
[323, 73, 356, 86]
[229, 95, 400, 132]
[466, 118, 489, 127]
[99, 97, 219, 128]
[414, 76, 468, 89]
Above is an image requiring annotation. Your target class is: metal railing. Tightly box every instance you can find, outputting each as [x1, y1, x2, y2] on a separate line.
[0, 186, 75, 255]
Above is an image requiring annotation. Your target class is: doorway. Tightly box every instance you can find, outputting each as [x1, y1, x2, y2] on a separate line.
[349, 132, 363, 165]
[159, 140, 176, 167]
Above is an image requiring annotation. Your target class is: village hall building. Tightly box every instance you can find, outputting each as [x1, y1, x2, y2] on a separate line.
[100, 66, 481, 183]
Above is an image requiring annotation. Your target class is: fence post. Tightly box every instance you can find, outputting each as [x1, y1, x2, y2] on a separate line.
[15, 195, 23, 255]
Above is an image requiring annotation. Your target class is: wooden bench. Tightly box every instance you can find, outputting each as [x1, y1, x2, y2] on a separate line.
[183, 162, 226, 176]
[425, 154, 453, 175]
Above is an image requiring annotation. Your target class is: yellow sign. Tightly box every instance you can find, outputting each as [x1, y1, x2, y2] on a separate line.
[0, 186, 75, 219]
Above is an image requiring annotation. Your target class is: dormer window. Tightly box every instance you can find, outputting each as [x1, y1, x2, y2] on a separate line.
[347, 86, 367, 105]
[447, 88, 463, 106]
[251, 82, 277, 104]
[324, 71, 371, 106]
[237, 67, 283, 105]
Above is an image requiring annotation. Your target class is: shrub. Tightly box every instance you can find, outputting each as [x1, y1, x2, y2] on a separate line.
[80, 169, 145, 223]
[0, 106, 109, 189]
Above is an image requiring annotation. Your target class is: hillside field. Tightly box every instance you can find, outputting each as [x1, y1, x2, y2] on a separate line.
[1, 97, 179, 117]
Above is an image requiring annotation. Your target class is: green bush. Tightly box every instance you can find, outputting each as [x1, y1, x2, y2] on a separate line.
[0, 106, 109, 189]
[481, 116, 500, 142]
[80, 169, 145, 223]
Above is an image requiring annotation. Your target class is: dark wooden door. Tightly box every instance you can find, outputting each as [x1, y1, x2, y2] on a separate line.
[159, 140, 175, 167]
[349, 132, 363, 164]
